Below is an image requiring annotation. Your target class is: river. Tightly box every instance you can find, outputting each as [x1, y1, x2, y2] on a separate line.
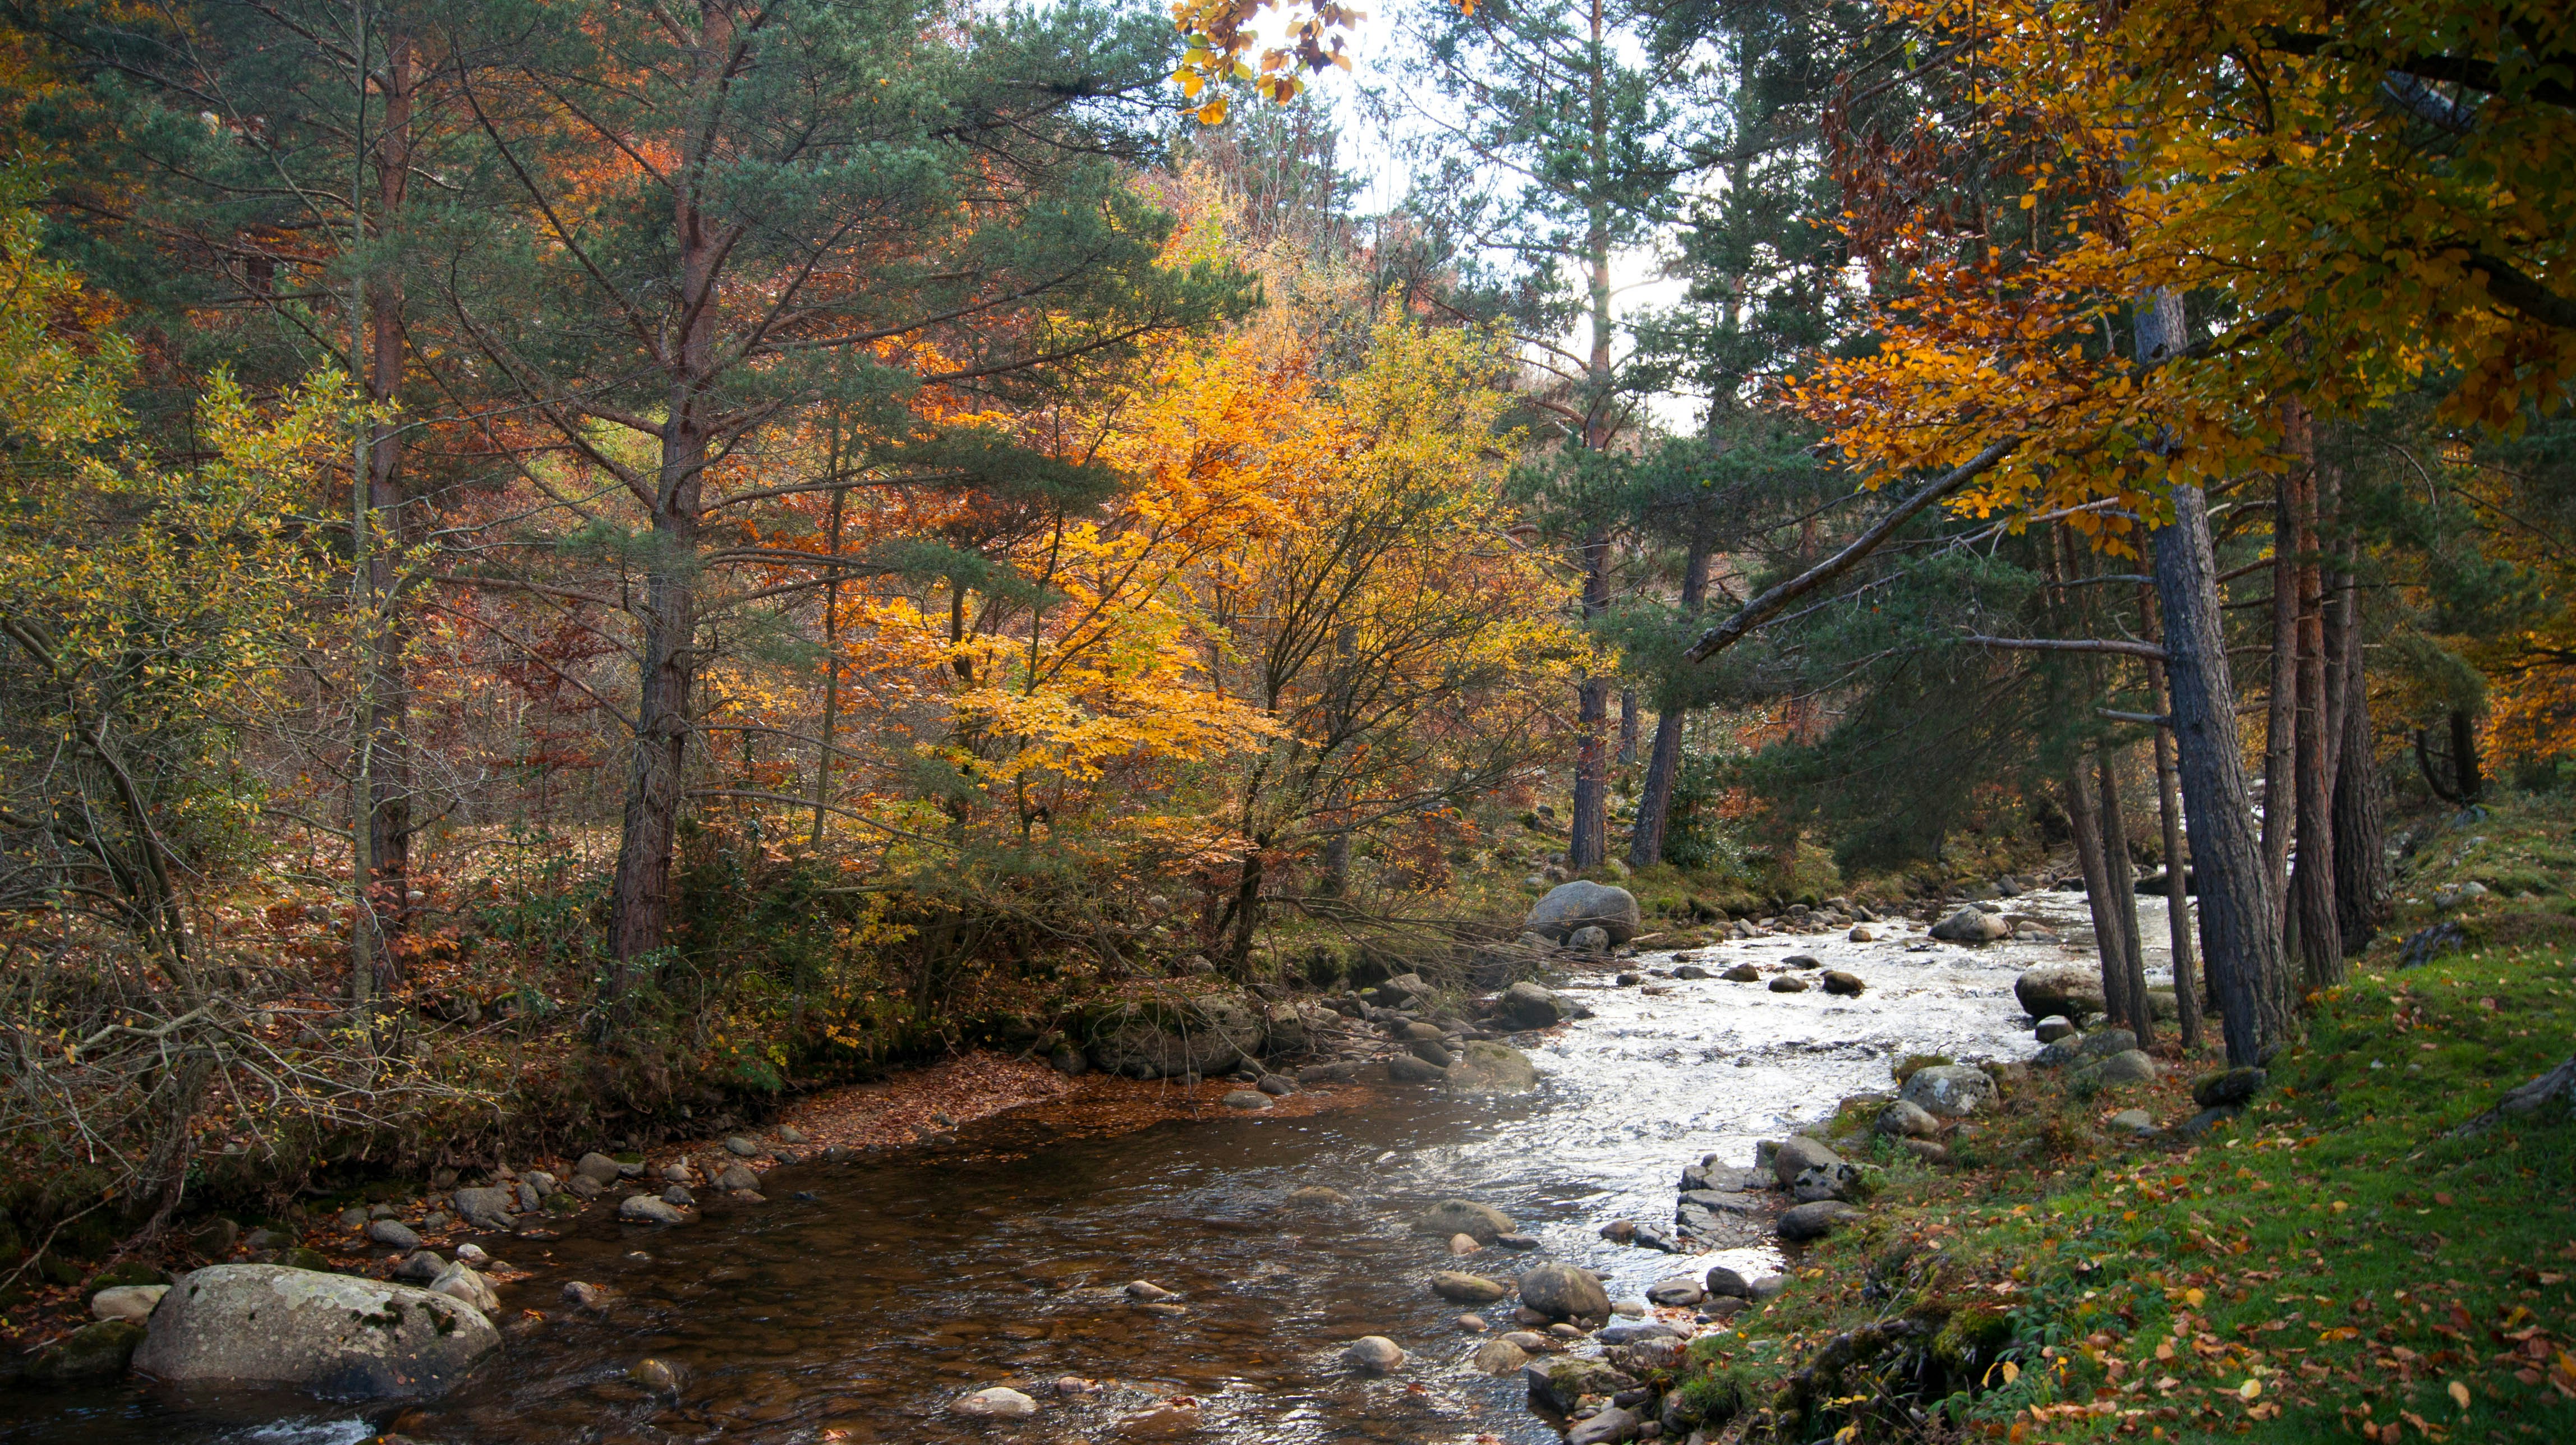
[6, 888, 2163, 1445]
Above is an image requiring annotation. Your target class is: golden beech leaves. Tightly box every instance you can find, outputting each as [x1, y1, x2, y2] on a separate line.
[1798, 0, 2573, 544]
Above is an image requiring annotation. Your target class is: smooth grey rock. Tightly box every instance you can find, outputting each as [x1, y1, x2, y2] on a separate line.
[2076, 1028, 2138, 1059]
[132, 1264, 495, 1399]
[1930, 908, 2012, 944]
[451, 1187, 515, 1230]
[1257, 1073, 1299, 1097]
[2177, 1105, 2243, 1136]
[90, 1284, 169, 1322]
[618, 1195, 686, 1225]
[663, 1185, 694, 1207]
[1876, 1099, 1943, 1139]
[572, 1152, 621, 1186]
[724, 1136, 761, 1157]
[955, 1386, 1038, 1419]
[523, 1171, 558, 1197]
[2106, 1108, 2156, 1135]
[1222, 1089, 1273, 1110]
[1524, 1356, 1626, 1411]
[1567, 1405, 1641, 1445]
[1644, 1276, 1704, 1307]
[562, 1281, 610, 1311]
[1568, 924, 1612, 954]
[427, 1263, 498, 1314]
[1285, 1185, 1351, 1209]
[1769, 1135, 1843, 1189]
[1599, 1317, 1681, 1345]
[1387, 1054, 1447, 1083]
[1778, 1200, 1860, 1241]
[392, 1251, 444, 1283]
[1704, 1265, 1752, 1299]
[776, 1124, 807, 1144]
[2034, 1015, 2078, 1043]
[1473, 1337, 1531, 1375]
[1901, 1065, 1998, 1119]
[1517, 1262, 1609, 1320]
[365, 1219, 421, 1251]
[1344, 1336, 1405, 1373]
[1747, 1274, 1787, 1300]
[1768, 974, 1808, 993]
[1407, 1035, 1456, 1067]
[1430, 1271, 1511, 1304]
[1416, 1199, 1515, 1242]
[1525, 881, 1643, 944]
[716, 1164, 761, 1192]
[1671, 964, 1711, 980]
[1820, 970, 1865, 996]
[2080, 1048, 2159, 1086]
[2014, 964, 2107, 1021]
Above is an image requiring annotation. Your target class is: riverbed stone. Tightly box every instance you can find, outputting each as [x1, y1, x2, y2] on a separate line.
[1387, 1054, 1447, 1083]
[1900, 1065, 1998, 1119]
[716, 1164, 761, 1192]
[451, 1186, 516, 1231]
[1769, 1135, 1843, 1189]
[1430, 1271, 1511, 1304]
[1567, 1406, 1641, 1445]
[1791, 1162, 1871, 1204]
[2078, 1049, 2159, 1087]
[392, 1250, 444, 1283]
[91, 1284, 169, 1322]
[2014, 964, 2107, 1021]
[1671, 963, 1711, 979]
[1086, 995, 1266, 1079]
[619, 1195, 687, 1225]
[429, 1262, 499, 1314]
[133, 1264, 496, 1399]
[1767, 974, 1809, 993]
[1285, 1185, 1351, 1209]
[1517, 1262, 1609, 1320]
[1722, 963, 1762, 982]
[1473, 1337, 1531, 1374]
[2034, 1015, 2078, 1043]
[1344, 1336, 1405, 1373]
[1257, 1073, 1298, 1097]
[1125, 1280, 1180, 1301]
[2106, 1108, 2157, 1135]
[1222, 1089, 1273, 1110]
[1525, 881, 1643, 944]
[1496, 981, 1566, 1030]
[1449, 1233, 1483, 1255]
[1820, 970, 1865, 996]
[1778, 1200, 1861, 1241]
[573, 1152, 622, 1186]
[1645, 1276, 1704, 1307]
[724, 1136, 761, 1157]
[1930, 907, 2012, 944]
[1525, 1356, 1627, 1411]
[31, 1319, 144, 1382]
[1416, 1199, 1515, 1242]
[955, 1386, 1038, 1419]
[1445, 1040, 1539, 1095]
[1704, 1265, 1752, 1299]
[366, 1219, 421, 1251]
[1407, 1036, 1456, 1068]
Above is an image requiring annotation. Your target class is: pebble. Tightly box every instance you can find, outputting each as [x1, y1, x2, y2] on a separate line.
[1768, 975, 1809, 993]
[1344, 1336, 1405, 1373]
[619, 1194, 687, 1225]
[393, 1250, 444, 1282]
[1472, 1337, 1530, 1374]
[1053, 1375, 1100, 1396]
[724, 1136, 760, 1157]
[1456, 1313, 1489, 1332]
[563, 1281, 610, 1311]
[1124, 1280, 1179, 1301]
[1256, 1074, 1299, 1097]
[776, 1124, 807, 1144]
[1448, 1233, 1483, 1255]
[90, 1285, 168, 1322]
[454, 1243, 491, 1265]
[1492, 1231, 1542, 1250]
[631, 1358, 682, 1395]
[1221, 1089, 1272, 1110]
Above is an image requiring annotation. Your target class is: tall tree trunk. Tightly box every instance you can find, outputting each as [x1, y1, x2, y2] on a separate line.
[2065, 752, 2135, 1033]
[606, 27, 725, 966]
[2096, 749, 2152, 1043]
[1568, 531, 1612, 870]
[2144, 587, 2202, 1049]
[1629, 534, 1709, 870]
[2258, 470, 2297, 931]
[1617, 688, 1639, 766]
[2449, 708, 2483, 803]
[2153, 480, 2291, 1066]
[2333, 610, 2388, 954]
[2288, 409, 2342, 987]
[809, 456, 843, 852]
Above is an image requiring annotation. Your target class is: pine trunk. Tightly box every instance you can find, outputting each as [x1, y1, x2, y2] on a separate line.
[2096, 749, 2152, 1042]
[2065, 754, 2133, 1031]
[2333, 612, 2388, 953]
[1628, 536, 1708, 870]
[2152, 482, 2290, 1066]
[1568, 531, 1612, 870]
[2289, 416, 2342, 987]
[2258, 472, 2297, 929]
[2145, 585, 2203, 1048]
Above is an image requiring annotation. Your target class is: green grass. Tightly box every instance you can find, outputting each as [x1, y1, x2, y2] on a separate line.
[1670, 797, 2576, 1444]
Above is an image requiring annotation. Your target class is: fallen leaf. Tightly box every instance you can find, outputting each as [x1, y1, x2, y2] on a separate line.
[2239, 1378, 2262, 1400]
[2449, 1380, 2470, 1410]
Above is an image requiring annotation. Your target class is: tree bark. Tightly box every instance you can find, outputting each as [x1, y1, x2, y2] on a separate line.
[1568, 530, 1611, 871]
[1629, 534, 1709, 870]
[2288, 411, 2342, 988]
[357, 31, 419, 962]
[2152, 481, 2290, 1066]
[2258, 471, 2297, 931]
[2065, 752, 2135, 1033]
[2096, 749, 2152, 1042]
[2144, 587, 2202, 1049]
[2332, 608, 2388, 955]
[2449, 708, 2483, 803]
[1617, 688, 1639, 766]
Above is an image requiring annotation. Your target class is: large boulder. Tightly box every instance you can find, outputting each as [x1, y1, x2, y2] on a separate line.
[1778, 1200, 1861, 1242]
[132, 1264, 498, 1400]
[1516, 1262, 1610, 1320]
[1524, 881, 1643, 944]
[1496, 981, 1566, 1031]
[1524, 1355, 1626, 1411]
[1901, 1065, 1998, 1119]
[450, 1186, 516, 1231]
[1769, 1135, 1843, 1190]
[1084, 995, 1266, 1079]
[1445, 1041, 1539, 1094]
[1929, 908, 2012, 944]
[2014, 964, 2108, 1023]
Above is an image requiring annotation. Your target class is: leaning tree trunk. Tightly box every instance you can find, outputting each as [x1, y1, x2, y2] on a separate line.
[2153, 481, 2290, 1066]
[1629, 536, 1709, 870]
[2096, 749, 2152, 1043]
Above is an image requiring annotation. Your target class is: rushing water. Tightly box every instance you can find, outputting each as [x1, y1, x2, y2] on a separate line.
[7, 889, 2168, 1445]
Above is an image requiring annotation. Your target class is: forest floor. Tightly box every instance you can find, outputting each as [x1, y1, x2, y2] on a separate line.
[1680, 792, 2576, 1444]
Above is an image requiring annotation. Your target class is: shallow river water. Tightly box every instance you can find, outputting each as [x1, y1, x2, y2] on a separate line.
[7, 889, 2168, 1445]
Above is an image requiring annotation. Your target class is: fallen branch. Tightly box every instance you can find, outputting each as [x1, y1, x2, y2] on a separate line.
[1964, 635, 2168, 660]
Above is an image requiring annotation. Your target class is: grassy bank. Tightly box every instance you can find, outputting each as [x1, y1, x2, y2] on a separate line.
[1672, 797, 2576, 1443]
